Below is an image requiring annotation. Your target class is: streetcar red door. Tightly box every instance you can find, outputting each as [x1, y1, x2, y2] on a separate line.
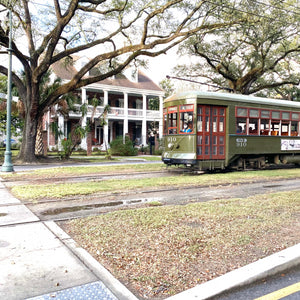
[197, 105, 226, 160]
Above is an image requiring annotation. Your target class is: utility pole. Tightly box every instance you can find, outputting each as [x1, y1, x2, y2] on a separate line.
[1, 0, 16, 172]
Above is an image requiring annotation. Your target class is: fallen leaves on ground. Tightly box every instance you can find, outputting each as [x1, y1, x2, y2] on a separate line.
[61, 191, 300, 299]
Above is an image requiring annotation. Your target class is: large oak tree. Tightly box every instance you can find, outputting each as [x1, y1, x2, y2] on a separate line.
[0, 0, 240, 162]
[174, 0, 300, 96]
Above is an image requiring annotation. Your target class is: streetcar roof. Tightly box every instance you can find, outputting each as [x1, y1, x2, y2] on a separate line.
[165, 91, 300, 109]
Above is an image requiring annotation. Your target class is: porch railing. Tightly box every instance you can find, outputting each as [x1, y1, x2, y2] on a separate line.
[54, 105, 160, 119]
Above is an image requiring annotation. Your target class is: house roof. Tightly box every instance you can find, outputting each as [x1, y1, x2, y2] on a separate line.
[51, 60, 163, 92]
[51, 61, 78, 81]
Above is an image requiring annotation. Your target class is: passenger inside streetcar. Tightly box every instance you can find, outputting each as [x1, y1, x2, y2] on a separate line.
[182, 122, 192, 133]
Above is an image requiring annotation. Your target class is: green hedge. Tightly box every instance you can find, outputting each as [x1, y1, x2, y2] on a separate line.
[110, 136, 138, 156]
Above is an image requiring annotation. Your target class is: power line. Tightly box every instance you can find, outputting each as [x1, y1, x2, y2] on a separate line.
[166, 75, 233, 92]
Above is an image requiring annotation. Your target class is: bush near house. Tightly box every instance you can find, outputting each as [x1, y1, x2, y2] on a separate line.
[110, 136, 138, 156]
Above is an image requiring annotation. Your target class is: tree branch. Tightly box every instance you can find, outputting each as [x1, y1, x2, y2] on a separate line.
[0, 65, 26, 100]
[250, 79, 300, 95]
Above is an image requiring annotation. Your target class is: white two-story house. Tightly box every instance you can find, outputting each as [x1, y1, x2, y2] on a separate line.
[45, 58, 164, 153]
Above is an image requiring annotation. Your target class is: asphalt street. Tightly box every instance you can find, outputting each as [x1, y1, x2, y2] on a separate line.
[214, 266, 300, 300]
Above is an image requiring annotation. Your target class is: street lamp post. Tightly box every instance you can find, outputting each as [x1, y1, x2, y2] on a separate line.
[1, 1, 15, 172]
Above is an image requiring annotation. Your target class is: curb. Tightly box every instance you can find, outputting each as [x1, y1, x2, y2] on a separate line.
[44, 221, 139, 300]
[166, 243, 300, 300]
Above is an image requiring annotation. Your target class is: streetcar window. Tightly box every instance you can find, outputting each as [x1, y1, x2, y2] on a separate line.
[163, 108, 167, 135]
[260, 119, 270, 135]
[271, 121, 280, 135]
[281, 123, 289, 136]
[282, 112, 290, 120]
[181, 104, 193, 110]
[291, 122, 299, 136]
[179, 105, 194, 134]
[219, 146, 224, 155]
[249, 118, 258, 134]
[197, 135, 202, 145]
[197, 146, 202, 156]
[213, 146, 217, 155]
[271, 111, 280, 135]
[167, 106, 178, 134]
[219, 136, 224, 145]
[205, 136, 209, 145]
[272, 111, 280, 119]
[236, 117, 246, 134]
[261, 110, 270, 118]
[236, 107, 299, 137]
[249, 109, 259, 118]
[197, 115, 203, 132]
[213, 136, 217, 144]
[205, 116, 210, 132]
[205, 146, 209, 155]
[219, 117, 224, 132]
[213, 117, 218, 132]
[237, 108, 247, 117]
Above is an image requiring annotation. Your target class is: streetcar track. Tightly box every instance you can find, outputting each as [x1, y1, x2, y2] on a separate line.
[2, 166, 300, 224]
[2, 170, 299, 209]
[2, 164, 298, 185]
[1, 170, 168, 185]
[2, 177, 300, 224]
[4, 176, 293, 209]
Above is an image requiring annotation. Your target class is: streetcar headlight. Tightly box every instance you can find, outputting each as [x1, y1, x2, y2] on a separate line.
[168, 143, 174, 150]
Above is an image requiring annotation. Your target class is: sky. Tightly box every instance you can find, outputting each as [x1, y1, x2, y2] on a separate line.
[144, 48, 179, 85]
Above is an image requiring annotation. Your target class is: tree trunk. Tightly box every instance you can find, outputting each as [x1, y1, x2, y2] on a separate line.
[18, 114, 39, 163]
[35, 121, 44, 156]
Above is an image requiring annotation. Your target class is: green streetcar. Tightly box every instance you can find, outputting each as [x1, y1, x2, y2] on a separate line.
[162, 91, 300, 170]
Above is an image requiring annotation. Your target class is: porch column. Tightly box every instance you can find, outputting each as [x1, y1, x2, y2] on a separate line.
[123, 92, 128, 140]
[81, 88, 87, 150]
[142, 94, 147, 145]
[159, 95, 163, 138]
[103, 90, 109, 147]
[57, 113, 64, 151]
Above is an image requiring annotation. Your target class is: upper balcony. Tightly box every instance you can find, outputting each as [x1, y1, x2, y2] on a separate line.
[88, 106, 160, 120]
[65, 105, 160, 120]
[52, 87, 162, 121]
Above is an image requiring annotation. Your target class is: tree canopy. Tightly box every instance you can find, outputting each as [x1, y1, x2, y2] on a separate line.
[0, 0, 242, 162]
[174, 0, 300, 97]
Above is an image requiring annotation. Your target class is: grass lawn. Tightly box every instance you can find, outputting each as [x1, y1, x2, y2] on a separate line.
[61, 190, 300, 299]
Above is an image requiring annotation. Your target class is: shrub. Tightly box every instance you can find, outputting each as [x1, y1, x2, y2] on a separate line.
[110, 136, 138, 156]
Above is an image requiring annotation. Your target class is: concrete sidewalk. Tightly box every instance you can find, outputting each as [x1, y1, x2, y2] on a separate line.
[0, 180, 138, 300]
[0, 176, 300, 300]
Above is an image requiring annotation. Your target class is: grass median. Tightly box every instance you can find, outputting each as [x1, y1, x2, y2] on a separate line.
[9, 167, 300, 201]
[2, 163, 163, 180]
[61, 190, 300, 299]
